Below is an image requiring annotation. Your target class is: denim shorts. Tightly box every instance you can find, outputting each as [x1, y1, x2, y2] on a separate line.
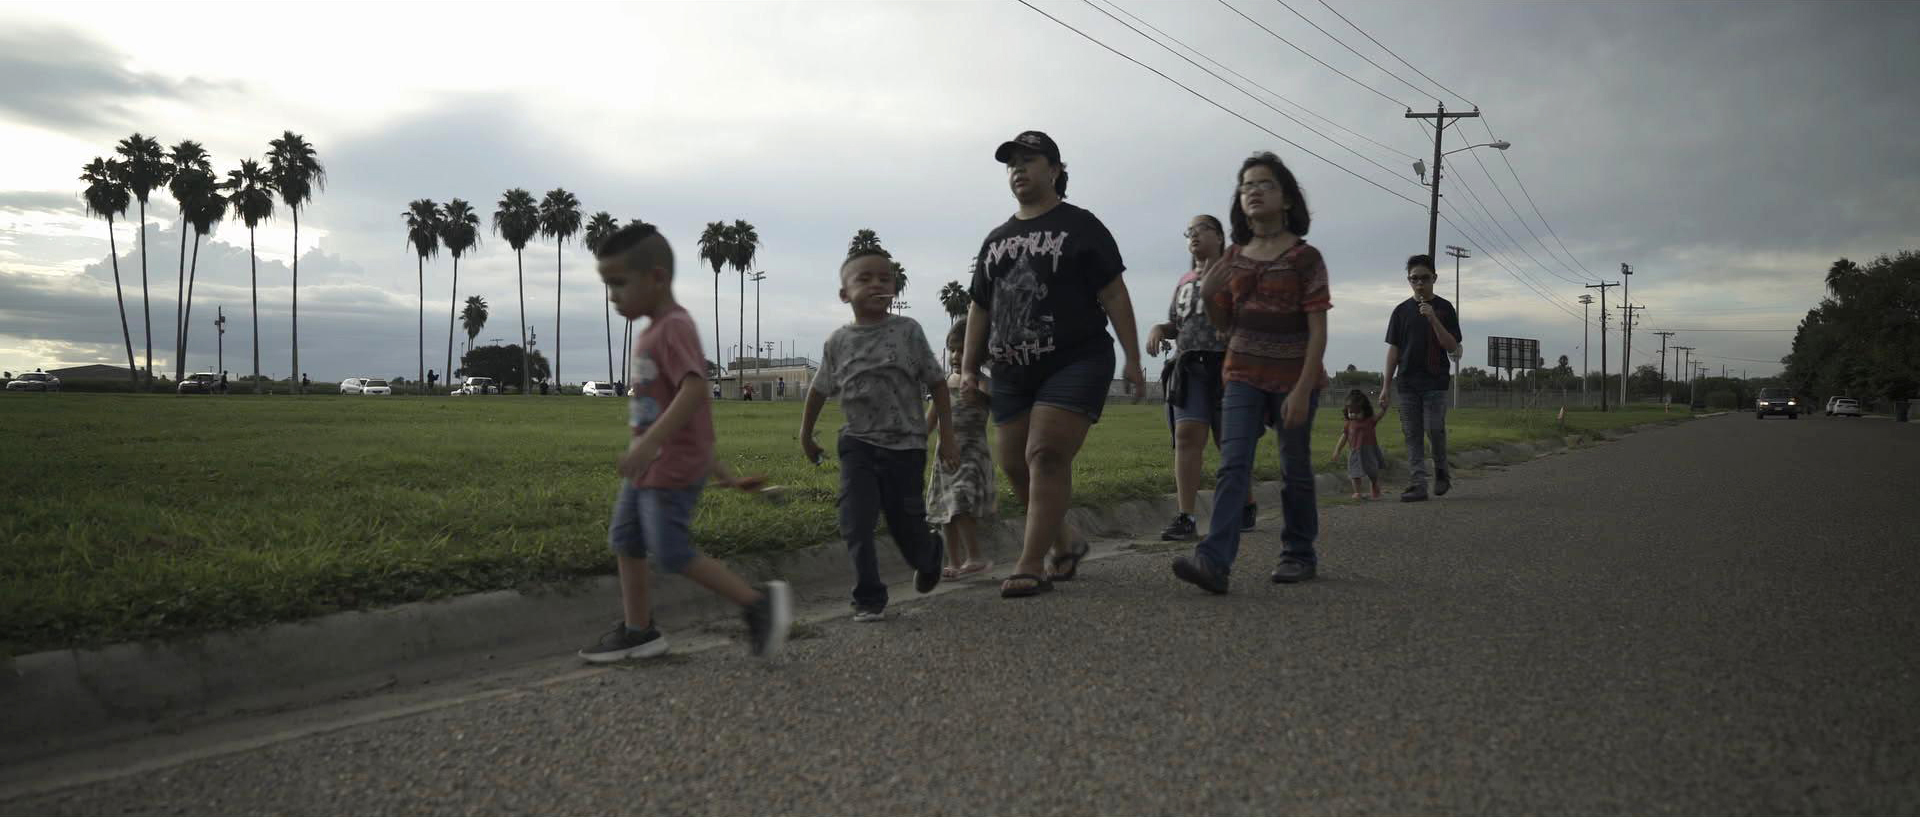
[990, 343, 1116, 425]
[1168, 352, 1225, 428]
[608, 481, 704, 573]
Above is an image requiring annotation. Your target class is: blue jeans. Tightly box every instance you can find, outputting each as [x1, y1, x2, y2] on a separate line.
[1396, 388, 1450, 487]
[838, 436, 942, 610]
[1194, 381, 1319, 574]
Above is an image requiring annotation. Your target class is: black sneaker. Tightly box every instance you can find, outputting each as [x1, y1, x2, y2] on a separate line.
[1270, 558, 1317, 584]
[1434, 471, 1452, 497]
[1160, 513, 1198, 541]
[578, 623, 669, 663]
[1400, 484, 1429, 502]
[1241, 502, 1259, 531]
[1171, 555, 1230, 595]
[742, 581, 793, 659]
[916, 531, 945, 594]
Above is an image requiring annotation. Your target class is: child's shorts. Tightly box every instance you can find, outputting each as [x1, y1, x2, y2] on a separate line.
[608, 481, 704, 573]
[1348, 444, 1386, 480]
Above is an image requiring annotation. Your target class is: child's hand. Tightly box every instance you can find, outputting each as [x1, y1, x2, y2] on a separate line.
[618, 439, 660, 480]
[801, 435, 825, 466]
[937, 432, 960, 471]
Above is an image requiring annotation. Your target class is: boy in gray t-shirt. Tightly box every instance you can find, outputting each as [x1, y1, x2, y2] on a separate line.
[802, 249, 960, 620]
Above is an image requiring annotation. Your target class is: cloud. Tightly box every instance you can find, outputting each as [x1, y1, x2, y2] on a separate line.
[0, 26, 232, 135]
[0, 190, 82, 215]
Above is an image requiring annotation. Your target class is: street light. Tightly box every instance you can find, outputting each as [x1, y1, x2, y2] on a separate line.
[1407, 101, 1513, 263]
[1443, 140, 1510, 157]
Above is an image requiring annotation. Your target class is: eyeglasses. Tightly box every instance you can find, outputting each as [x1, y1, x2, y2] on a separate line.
[1183, 226, 1219, 239]
[1238, 179, 1280, 194]
[1407, 275, 1436, 283]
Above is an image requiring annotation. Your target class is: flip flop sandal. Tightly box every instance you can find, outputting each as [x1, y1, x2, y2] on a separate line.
[1047, 539, 1092, 582]
[941, 566, 961, 579]
[957, 560, 993, 577]
[999, 573, 1055, 598]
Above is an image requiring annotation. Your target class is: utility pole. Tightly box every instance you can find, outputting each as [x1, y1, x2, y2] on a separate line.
[1578, 294, 1593, 407]
[1674, 346, 1695, 406]
[214, 306, 227, 382]
[1445, 244, 1469, 409]
[1618, 303, 1644, 403]
[1653, 331, 1675, 403]
[1619, 263, 1634, 406]
[1585, 281, 1619, 411]
[1407, 104, 1482, 262]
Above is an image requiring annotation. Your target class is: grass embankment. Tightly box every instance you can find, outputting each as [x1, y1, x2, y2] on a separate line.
[0, 393, 1682, 654]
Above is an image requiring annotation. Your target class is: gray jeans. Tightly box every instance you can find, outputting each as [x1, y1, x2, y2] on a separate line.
[1396, 389, 1449, 487]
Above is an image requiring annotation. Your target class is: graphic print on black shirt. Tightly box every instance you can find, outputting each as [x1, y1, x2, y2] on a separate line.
[968, 202, 1124, 373]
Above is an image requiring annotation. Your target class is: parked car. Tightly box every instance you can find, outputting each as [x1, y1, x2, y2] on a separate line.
[453, 376, 496, 395]
[582, 380, 616, 397]
[340, 377, 366, 394]
[1830, 397, 1862, 417]
[5, 372, 60, 392]
[177, 372, 221, 394]
[1755, 387, 1798, 419]
[360, 378, 392, 396]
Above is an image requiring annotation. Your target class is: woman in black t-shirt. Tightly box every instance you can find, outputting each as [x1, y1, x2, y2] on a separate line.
[960, 130, 1147, 598]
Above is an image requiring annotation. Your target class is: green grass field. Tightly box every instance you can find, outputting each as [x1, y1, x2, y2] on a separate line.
[0, 392, 1683, 655]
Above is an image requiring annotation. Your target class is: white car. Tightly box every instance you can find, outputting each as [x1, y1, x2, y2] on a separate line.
[1831, 397, 1862, 417]
[453, 377, 496, 395]
[359, 378, 392, 396]
[5, 372, 60, 392]
[582, 380, 616, 397]
[340, 377, 365, 394]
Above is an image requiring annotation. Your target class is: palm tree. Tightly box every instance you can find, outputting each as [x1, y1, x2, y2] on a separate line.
[538, 189, 582, 392]
[582, 211, 620, 385]
[697, 222, 729, 382]
[493, 189, 540, 395]
[940, 280, 969, 320]
[727, 219, 761, 376]
[178, 170, 227, 377]
[849, 228, 882, 255]
[166, 140, 210, 379]
[115, 133, 171, 384]
[404, 199, 443, 394]
[889, 260, 909, 314]
[460, 295, 489, 373]
[1827, 258, 1862, 298]
[224, 160, 275, 393]
[441, 198, 480, 392]
[267, 131, 324, 393]
[81, 158, 138, 387]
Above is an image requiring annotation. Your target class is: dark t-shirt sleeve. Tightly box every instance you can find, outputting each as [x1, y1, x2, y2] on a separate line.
[1385, 301, 1408, 347]
[1442, 302, 1462, 345]
[1078, 209, 1126, 293]
[968, 250, 992, 310]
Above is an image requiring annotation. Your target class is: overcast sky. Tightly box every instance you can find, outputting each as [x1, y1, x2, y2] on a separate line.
[3, 0, 1916, 384]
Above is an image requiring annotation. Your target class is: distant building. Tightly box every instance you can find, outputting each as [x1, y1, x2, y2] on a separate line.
[720, 357, 817, 400]
[47, 364, 137, 380]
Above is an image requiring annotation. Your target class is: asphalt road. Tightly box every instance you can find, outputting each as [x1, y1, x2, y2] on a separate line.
[6, 414, 1918, 815]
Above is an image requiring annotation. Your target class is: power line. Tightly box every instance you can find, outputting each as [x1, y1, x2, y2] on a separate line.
[1448, 156, 1591, 285]
[1315, 0, 1477, 108]
[1645, 328, 1797, 332]
[1480, 115, 1598, 279]
[1214, 0, 1410, 109]
[1107, 1, 1422, 163]
[1270, 0, 1434, 103]
[1461, 142, 1597, 283]
[1438, 206, 1592, 328]
[1014, 0, 1427, 208]
[1080, 0, 1422, 190]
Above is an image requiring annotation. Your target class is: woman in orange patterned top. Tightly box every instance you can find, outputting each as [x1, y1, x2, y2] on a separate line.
[1171, 152, 1331, 595]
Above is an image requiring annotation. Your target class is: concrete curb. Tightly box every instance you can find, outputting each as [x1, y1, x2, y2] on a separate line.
[0, 415, 1693, 760]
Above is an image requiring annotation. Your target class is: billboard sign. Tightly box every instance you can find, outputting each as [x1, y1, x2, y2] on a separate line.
[1487, 336, 1541, 370]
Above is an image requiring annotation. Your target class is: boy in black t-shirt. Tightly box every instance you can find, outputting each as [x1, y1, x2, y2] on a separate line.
[1379, 254, 1463, 502]
[959, 130, 1146, 598]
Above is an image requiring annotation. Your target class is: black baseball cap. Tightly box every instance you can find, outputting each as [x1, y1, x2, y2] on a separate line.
[994, 130, 1061, 164]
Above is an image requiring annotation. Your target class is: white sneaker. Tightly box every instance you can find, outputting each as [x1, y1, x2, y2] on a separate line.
[852, 608, 886, 623]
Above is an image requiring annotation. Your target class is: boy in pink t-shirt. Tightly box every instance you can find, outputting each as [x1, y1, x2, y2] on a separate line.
[577, 223, 792, 663]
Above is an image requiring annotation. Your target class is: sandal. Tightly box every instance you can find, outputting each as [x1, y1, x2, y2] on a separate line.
[956, 560, 993, 577]
[941, 566, 960, 579]
[1047, 538, 1091, 582]
[1000, 573, 1055, 598]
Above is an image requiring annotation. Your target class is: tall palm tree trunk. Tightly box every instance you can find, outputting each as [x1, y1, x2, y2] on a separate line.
[291, 207, 300, 394]
[182, 232, 202, 374]
[417, 255, 425, 395]
[604, 299, 613, 387]
[554, 242, 562, 393]
[713, 276, 721, 391]
[138, 200, 152, 385]
[517, 250, 530, 395]
[738, 270, 745, 391]
[108, 219, 137, 387]
[446, 256, 459, 396]
[175, 217, 189, 381]
[754, 276, 761, 391]
[250, 228, 261, 393]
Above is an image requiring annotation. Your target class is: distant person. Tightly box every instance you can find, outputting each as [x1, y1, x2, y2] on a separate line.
[961, 130, 1145, 598]
[301, 373, 310, 390]
[427, 369, 438, 391]
[1145, 213, 1256, 541]
[744, 382, 755, 401]
[1379, 254, 1462, 502]
[1329, 389, 1389, 500]
[539, 379, 550, 396]
[776, 377, 786, 400]
[219, 371, 230, 394]
[927, 317, 997, 579]
[801, 247, 959, 622]
[712, 383, 722, 399]
[578, 221, 791, 662]
[1171, 151, 1330, 595]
